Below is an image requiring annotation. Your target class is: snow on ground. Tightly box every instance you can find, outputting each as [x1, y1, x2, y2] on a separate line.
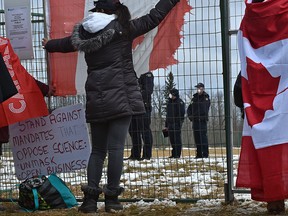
[1, 154, 269, 214]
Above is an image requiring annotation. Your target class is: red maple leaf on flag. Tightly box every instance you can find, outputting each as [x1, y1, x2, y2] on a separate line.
[236, 0, 288, 202]
[243, 57, 281, 126]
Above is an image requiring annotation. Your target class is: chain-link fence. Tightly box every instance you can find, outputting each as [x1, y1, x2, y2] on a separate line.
[0, 0, 246, 203]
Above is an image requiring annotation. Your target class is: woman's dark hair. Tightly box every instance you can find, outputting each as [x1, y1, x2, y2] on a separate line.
[115, 3, 131, 37]
[99, 3, 131, 37]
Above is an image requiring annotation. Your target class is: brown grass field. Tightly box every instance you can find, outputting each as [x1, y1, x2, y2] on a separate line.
[0, 200, 280, 216]
[124, 147, 241, 158]
[1, 147, 264, 215]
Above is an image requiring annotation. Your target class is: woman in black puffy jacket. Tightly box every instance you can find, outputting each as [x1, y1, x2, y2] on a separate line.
[42, 0, 180, 213]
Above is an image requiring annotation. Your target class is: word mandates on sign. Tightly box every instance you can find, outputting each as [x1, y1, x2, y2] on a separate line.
[9, 103, 91, 180]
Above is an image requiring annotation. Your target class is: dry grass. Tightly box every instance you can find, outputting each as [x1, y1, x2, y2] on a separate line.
[124, 147, 241, 158]
[0, 147, 248, 215]
[1, 153, 228, 202]
[0, 201, 281, 216]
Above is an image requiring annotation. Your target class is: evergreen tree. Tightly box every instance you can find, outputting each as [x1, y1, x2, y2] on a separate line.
[164, 71, 176, 99]
[162, 72, 176, 116]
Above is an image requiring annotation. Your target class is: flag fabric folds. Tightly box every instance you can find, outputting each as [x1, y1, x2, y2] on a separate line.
[0, 37, 49, 128]
[0, 54, 18, 103]
[236, 0, 288, 202]
[45, 0, 192, 96]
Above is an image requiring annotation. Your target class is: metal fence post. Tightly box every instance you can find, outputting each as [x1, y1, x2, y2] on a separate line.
[220, 0, 234, 203]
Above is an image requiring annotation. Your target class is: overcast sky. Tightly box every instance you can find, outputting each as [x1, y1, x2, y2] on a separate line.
[153, 0, 246, 99]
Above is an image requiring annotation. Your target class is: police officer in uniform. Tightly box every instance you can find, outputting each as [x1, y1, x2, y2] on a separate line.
[126, 71, 154, 160]
[187, 83, 210, 158]
[164, 88, 185, 158]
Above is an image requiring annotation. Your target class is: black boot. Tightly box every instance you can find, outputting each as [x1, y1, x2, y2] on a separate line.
[105, 195, 123, 212]
[267, 200, 285, 215]
[78, 185, 102, 213]
[0, 205, 5, 211]
[104, 186, 124, 212]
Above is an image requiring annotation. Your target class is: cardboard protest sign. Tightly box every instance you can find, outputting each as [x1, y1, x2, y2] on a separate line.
[9, 103, 91, 180]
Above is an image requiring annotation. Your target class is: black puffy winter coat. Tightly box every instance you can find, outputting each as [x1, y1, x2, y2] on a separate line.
[45, 0, 179, 123]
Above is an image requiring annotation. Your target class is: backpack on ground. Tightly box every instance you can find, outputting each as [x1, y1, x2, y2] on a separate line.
[18, 173, 78, 211]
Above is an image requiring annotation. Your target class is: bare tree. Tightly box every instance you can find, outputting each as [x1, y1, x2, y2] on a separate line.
[152, 84, 166, 118]
[185, 89, 194, 102]
[151, 84, 168, 148]
[208, 91, 225, 146]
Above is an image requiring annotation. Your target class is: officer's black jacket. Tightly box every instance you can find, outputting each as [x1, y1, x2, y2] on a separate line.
[165, 96, 185, 127]
[139, 72, 154, 112]
[187, 92, 210, 121]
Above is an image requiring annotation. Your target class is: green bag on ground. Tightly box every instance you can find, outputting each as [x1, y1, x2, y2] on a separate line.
[18, 174, 78, 210]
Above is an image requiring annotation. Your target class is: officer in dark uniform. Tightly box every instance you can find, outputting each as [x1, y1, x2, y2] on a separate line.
[164, 88, 185, 158]
[126, 71, 154, 160]
[187, 83, 210, 158]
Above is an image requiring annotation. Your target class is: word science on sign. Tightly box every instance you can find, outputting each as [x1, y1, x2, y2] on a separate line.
[9, 103, 91, 180]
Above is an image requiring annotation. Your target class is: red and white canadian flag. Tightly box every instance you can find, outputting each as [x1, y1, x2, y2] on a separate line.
[45, 0, 192, 96]
[0, 37, 49, 127]
[236, 0, 288, 202]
